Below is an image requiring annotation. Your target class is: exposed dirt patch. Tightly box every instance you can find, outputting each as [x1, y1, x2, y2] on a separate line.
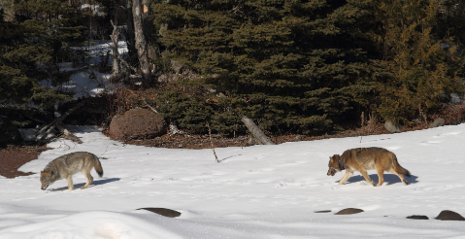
[125, 134, 252, 149]
[123, 123, 389, 149]
[0, 145, 47, 178]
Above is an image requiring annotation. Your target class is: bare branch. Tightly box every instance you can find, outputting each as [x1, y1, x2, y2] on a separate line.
[207, 123, 220, 163]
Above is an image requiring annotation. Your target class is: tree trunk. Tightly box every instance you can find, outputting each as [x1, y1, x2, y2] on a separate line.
[125, 0, 137, 64]
[131, 0, 151, 83]
[241, 116, 275, 145]
[110, 20, 121, 76]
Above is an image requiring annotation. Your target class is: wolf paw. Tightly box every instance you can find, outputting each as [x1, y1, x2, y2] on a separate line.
[365, 181, 375, 186]
[81, 184, 93, 189]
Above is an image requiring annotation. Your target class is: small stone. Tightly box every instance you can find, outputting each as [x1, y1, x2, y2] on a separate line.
[137, 207, 181, 218]
[314, 210, 331, 213]
[407, 215, 429, 220]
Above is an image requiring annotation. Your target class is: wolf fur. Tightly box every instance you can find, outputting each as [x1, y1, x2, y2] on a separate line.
[327, 147, 410, 186]
[40, 151, 104, 191]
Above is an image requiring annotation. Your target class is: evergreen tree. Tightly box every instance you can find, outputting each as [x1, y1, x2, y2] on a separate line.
[437, 0, 465, 47]
[0, 0, 88, 108]
[0, 17, 33, 105]
[153, 0, 380, 135]
[374, 0, 463, 124]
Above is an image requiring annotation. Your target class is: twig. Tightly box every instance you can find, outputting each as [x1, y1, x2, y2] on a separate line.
[207, 123, 220, 163]
[142, 98, 159, 113]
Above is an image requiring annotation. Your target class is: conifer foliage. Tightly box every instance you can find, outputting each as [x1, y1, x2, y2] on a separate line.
[154, 0, 381, 134]
[151, 0, 464, 135]
[0, 0, 85, 108]
[374, 0, 463, 124]
[1, 0, 464, 140]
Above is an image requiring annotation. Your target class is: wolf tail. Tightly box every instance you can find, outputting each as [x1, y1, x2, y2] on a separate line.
[93, 156, 104, 177]
[392, 156, 411, 177]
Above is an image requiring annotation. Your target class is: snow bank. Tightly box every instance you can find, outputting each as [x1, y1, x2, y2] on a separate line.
[1, 124, 465, 238]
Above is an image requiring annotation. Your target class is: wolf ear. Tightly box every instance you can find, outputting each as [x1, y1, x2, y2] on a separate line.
[330, 154, 340, 162]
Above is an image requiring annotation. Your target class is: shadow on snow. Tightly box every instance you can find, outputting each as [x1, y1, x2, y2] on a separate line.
[345, 174, 419, 185]
[49, 177, 121, 191]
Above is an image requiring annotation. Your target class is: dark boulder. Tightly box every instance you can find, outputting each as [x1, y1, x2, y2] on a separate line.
[435, 210, 465, 221]
[109, 108, 166, 140]
[335, 208, 364, 215]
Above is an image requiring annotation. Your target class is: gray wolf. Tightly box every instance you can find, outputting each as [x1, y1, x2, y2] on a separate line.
[40, 151, 104, 190]
[327, 147, 410, 186]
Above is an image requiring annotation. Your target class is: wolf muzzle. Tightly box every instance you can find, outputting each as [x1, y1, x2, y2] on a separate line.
[327, 168, 337, 176]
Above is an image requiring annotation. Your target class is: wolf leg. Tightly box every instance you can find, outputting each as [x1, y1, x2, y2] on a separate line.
[392, 171, 408, 185]
[339, 171, 353, 185]
[360, 169, 374, 186]
[376, 168, 385, 186]
[67, 176, 74, 191]
[82, 172, 94, 189]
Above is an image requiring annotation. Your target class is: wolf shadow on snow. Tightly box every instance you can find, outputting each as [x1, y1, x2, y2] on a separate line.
[343, 174, 419, 185]
[50, 177, 121, 191]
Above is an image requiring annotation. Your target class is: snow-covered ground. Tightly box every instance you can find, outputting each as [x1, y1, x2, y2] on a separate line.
[1, 124, 465, 238]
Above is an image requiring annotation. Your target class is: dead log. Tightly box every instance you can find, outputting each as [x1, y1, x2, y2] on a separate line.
[35, 101, 86, 144]
[57, 126, 83, 144]
[241, 116, 275, 145]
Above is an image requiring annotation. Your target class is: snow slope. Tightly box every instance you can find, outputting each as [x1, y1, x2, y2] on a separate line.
[1, 124, 465, 238]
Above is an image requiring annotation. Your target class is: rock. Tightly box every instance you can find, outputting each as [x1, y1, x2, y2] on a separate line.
[335, 208, 364, 215]
[314, 210, 331, 213]
[450, 93, 462, 104]
[429, 118, 445, 128]
[435, 210, 465, 221]
[407, 215, 429, 220]
[137, 208, 181, 218]
[384, 120, 400, 133]
[109, 108, 167, 140]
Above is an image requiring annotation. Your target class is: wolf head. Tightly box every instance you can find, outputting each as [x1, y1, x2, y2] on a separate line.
[40, 169, 56, 190]
[327, 154, 342, 176]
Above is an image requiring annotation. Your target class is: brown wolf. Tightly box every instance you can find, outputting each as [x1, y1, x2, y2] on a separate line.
[40, 151, 104, 191]
[327, 147, 410, 186]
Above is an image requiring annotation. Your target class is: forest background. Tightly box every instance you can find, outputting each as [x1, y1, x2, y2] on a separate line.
[1, 0, 465, 146]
